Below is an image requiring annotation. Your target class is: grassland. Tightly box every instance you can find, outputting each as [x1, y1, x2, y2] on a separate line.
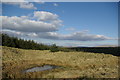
[2, 46, 119, 78]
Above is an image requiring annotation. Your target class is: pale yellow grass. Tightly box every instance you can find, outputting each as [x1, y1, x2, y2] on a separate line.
[2, 46, 119, 78]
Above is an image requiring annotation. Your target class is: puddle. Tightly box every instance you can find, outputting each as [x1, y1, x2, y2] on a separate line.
[23, 65, 60, 73]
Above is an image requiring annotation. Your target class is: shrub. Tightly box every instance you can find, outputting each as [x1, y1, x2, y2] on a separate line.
[50, 44, 59, 52]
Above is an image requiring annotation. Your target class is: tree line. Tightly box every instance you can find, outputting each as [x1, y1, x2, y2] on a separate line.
[1, 34, 53, 51]
[1, 34, 71, 52]
[69, 47, 119, 56]
[1, 33, 118, 55]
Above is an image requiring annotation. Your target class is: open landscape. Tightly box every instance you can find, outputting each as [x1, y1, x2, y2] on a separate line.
[1, 1, 119, 79]
[2, 46, 119, 78]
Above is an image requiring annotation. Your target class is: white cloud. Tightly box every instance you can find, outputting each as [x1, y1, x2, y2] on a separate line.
[34, 11, 59, 21]
[2, 22, 113, 41]
[2, 29, 24, 37]
[36, 31, 112, 41]
[33, 0, 45, 3]
[62, 32, 112, 41]
[1, 10, 113, 42]
[19, 2, 37, 9]
[2, 28, 113, 42]
[3, 2, 37, 10]
[26, 33, 38, 37]
[37, 32, 60, 39]
[20, 16, 29, 19]
[53, 3, 58, 6]
[1, 15, 62, 32]
[33, 11, 63, 27]
[2, 0, 26, 2]
[2, 29, 116, 47]
[2, 29, 39, 38]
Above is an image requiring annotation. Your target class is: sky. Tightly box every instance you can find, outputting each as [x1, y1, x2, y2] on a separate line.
[1, 2, 118, 47]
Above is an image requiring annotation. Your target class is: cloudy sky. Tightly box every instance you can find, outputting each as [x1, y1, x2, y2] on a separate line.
[1, 2, 118, 47]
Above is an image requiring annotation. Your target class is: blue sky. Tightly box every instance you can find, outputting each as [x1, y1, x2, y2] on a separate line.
[2, 2, 118, 47]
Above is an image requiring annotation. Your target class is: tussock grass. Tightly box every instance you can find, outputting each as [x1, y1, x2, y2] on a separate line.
[2, 46, 119, 78]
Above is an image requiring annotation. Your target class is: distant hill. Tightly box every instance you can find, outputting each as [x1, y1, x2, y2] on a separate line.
[95, 45, 118, 47]
[69, 46, 119, 56]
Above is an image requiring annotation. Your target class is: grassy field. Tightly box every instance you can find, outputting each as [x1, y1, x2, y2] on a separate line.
[2, 46, 119, 78]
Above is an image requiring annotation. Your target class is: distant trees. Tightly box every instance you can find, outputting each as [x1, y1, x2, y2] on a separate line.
[2, 34, 16, 47]
[1, 34, 50, 50]
[50, 44, 59, 52]
[1, 33, 72, 52]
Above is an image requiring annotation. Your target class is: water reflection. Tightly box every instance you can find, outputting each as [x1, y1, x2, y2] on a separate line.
[23, 65, 60, 73]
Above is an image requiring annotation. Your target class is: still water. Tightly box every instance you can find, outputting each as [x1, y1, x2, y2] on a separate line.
[23, 65, 60, 73]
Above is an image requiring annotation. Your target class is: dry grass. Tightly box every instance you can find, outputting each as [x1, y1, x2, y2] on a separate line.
[2, 46, 119, 78]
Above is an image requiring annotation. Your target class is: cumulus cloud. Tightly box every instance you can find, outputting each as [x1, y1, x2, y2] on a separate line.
[33, 11, 63, 27]
[3, 2, 37, 10]
[1, 11, 62, 32]
[34, 11, 59, 21]
[1, 20, 112, 41]
[19, 2, 37, 9]
[1, 10, 113, 41]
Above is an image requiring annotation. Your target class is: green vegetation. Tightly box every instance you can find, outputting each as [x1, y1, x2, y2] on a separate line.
[50, 44, 59, 52]
[2, 46, 118, 78]
[70, 47, 119, 56]
[1, 34, 72, 52]
[1, 34, 50, 50]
